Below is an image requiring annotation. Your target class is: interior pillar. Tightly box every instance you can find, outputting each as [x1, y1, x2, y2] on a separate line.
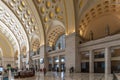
[105, 47, 111, 74]
[89, 50, 94, 73]
[65, 32, 80, 72]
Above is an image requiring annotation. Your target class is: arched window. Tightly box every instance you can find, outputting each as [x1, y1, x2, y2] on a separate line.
[55, 35, 65, 50]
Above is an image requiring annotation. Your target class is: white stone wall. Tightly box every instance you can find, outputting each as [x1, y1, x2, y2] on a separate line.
[65, 33, 76, 72]
[2, 57, 15, 69]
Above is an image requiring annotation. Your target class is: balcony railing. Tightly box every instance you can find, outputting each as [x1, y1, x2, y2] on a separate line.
[48, 49, 65, 54]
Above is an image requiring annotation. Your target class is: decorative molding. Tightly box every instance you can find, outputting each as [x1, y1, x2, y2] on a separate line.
[48, 49, 65, 55]
[66, 32, 76, 38]
[79, 34, 120, 52]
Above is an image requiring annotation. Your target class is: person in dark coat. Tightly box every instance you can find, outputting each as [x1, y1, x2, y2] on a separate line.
[43, 68, 46, 76]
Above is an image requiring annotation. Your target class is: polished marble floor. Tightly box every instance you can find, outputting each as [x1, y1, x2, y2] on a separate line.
[12, 72, 116, 80]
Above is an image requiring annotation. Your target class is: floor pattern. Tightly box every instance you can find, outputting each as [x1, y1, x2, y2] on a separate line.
[13, 72, 115, 80]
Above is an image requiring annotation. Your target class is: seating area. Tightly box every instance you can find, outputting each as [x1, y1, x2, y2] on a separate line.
[14, 70, 35, 79]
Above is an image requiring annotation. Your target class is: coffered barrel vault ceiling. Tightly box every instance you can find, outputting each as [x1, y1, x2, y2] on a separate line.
[0, 0, 45, 56]
[0, 0, 74, 57]
[0, 1, 29, 57]
[76, 0, 120, 40]
[33, 0, 66, 46]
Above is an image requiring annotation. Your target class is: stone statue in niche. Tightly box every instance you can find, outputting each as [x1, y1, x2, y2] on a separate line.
[90, 30, 93, 40]
[105, 24, 110, 36]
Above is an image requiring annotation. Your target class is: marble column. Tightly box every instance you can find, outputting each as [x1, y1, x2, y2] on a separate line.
[39, 45, 46, 70]
[58, 56, 61, 72]
[48, 57, 53, 71]
[105, 47, 111, 74]
[38, 59, 40, 70]
[53, 57, 55, 70]
[36, 59, 38, 70]
[51, 57, 53, 70]
[89, 50, 94, 73]
[65, 32, 80, 72]
[8, 69, 11, 80]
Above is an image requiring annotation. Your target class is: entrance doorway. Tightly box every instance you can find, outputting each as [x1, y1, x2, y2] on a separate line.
[60, 63, 65, 72]
[111, 61, 120, 73]
[94, 62, 105, 73]
[48, 64, 52, 71]
[54, 64, 59, 71]
[81, 62, 89, 73]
